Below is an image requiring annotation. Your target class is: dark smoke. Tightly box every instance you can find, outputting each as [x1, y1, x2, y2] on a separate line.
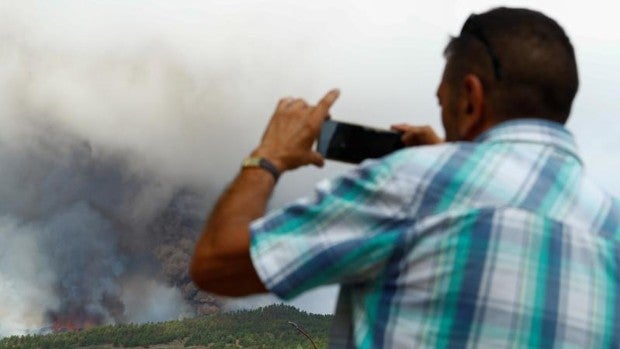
[0, 123, 221, 335]
[149, 198, 222, 316]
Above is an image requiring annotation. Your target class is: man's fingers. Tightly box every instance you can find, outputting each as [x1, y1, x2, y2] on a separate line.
[390, 124, 443, 146]
[290, 98, 309, 110]
[402, 132, 422, 145]
[314, 89, 340, 118]
[390, 124, 411, 132]
[306, 151, 325, 168]
[277, 96, 294, 108]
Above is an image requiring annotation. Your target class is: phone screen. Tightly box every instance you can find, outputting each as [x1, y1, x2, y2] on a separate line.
[317, 119, 405, 164]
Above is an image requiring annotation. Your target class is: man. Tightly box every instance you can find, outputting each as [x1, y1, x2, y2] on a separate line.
[191, 7, 620, 348]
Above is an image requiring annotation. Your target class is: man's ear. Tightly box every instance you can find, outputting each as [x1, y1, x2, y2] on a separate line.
[457, 74, 486, 140]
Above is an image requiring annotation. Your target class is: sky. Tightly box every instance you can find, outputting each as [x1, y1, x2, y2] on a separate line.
[0, 0, 619, 318]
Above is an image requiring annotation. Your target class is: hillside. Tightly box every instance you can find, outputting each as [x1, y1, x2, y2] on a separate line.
[0, 304, 333, 349]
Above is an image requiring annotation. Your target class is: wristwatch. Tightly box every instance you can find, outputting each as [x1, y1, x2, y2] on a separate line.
[241, 156, 280, 182]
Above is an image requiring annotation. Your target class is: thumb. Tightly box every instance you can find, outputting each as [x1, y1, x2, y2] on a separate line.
[306, 151, 325, 168]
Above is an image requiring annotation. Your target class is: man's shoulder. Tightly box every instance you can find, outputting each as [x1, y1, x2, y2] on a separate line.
[382, 141, 467, 163]
[376, 141, 491, 180]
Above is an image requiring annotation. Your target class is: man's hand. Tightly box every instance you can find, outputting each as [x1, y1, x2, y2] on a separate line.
[391, 123, 444, 146]
[252, 89, 340, 172]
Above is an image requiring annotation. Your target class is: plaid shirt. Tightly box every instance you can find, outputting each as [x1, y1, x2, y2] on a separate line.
[250, 119, 620, 348]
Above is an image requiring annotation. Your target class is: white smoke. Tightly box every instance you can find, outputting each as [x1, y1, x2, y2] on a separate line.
[0, 217, 57, 335]
[120, 276, 193, 324]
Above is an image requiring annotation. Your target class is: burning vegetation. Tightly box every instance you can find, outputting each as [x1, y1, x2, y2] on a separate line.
[46, 310, 103, 333]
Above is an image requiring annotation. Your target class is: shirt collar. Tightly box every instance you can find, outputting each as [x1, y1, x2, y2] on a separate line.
[474, 118, 582, 164]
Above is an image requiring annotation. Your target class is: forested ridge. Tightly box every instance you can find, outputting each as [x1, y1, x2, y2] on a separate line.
[0, 304, 333, 349]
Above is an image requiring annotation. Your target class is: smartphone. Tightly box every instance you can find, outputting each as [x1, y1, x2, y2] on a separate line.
[317, 119, 405, 164]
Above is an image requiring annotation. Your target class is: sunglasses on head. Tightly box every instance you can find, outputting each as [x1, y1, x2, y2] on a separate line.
[461, 14, 502, 81]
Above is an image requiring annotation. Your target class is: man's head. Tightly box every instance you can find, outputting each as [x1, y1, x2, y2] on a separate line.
[438, 7, 579, 141]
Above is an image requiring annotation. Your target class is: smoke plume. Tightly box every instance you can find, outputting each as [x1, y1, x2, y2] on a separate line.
[0, 121, 222, 335]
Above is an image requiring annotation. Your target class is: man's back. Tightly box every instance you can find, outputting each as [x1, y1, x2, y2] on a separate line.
[251, 119, 620, 348]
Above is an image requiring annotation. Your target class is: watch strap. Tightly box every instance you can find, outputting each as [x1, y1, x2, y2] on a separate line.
[241, 156, 280, 182]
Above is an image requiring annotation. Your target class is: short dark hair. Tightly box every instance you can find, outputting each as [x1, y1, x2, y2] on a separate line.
[443, 7, 579, 124]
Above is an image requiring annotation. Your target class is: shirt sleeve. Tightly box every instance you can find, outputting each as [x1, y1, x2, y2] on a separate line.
[249, 155, 414, 300]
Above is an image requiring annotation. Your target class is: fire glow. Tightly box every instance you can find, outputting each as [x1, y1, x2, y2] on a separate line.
[47, 310, 103, 333]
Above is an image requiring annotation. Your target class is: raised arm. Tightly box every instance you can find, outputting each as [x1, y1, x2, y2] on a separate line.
[189, 89, 340, 296]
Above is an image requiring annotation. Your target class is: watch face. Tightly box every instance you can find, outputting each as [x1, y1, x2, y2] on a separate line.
[242, 157, 261, 167]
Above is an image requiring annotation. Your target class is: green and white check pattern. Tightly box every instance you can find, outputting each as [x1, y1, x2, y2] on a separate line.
[250, 119, 620, 348]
